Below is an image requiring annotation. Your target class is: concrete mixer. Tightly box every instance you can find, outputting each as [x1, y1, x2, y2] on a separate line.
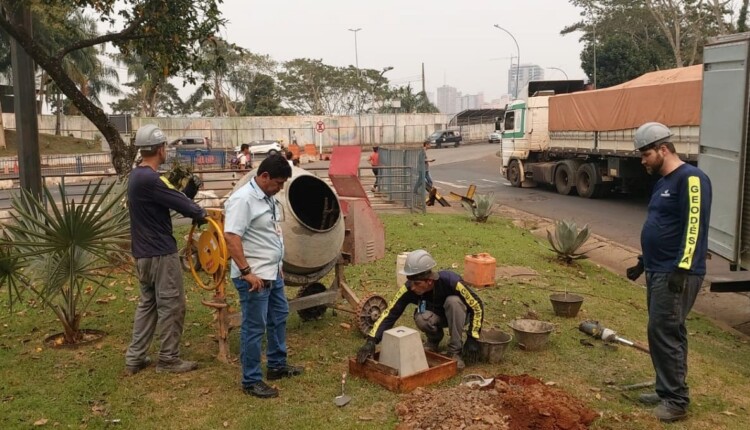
[185, 158, 388, 363]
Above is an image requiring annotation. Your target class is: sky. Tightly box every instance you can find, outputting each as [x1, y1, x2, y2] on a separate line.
[217, 0, 588, 102]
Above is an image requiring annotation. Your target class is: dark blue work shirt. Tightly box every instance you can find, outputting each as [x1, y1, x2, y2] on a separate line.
[640, 163, 712, 275]
[127, 166, 206, 259]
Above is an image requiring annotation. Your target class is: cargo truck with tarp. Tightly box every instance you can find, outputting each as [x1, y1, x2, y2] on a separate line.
[500, 65, 702, 198]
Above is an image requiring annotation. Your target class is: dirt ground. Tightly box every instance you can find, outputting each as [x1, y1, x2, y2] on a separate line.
[395, 374, 598, 430]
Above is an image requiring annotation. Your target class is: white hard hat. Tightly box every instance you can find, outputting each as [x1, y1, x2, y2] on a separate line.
[400, 249, 438, 278]
[634, 122, 672, 150]
[134, 124, 167, 149]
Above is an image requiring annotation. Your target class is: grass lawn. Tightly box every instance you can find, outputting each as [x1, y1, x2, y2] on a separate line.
[1, 213, 749, 429]
[0, 130, 100, 157]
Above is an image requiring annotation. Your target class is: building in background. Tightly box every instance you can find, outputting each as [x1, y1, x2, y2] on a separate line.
[508, 64, 544, 99]
[436, 85, 459, 114]
[458, 92, 484, 111]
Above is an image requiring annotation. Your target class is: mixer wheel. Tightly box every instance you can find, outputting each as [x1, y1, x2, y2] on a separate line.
[354, 294, 388, 336]
[295, 282, 328, 321]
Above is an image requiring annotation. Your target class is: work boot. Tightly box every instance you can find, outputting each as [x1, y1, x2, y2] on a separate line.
[448, 353, 465, 370]
[124, 356, 152, 376]
[243, 381, 279, 399]
[653, 403, 687, 423]
[638, 392, 661, 405]
[423, 340, 441, 353]
[267, 364, 304, 381]
[155, 359, 199, 374]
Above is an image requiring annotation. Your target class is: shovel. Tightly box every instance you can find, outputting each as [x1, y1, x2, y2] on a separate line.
[334, 372, 351, 407]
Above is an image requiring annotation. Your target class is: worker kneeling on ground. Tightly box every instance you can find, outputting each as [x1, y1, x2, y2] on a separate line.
[356, 249, 484, 370]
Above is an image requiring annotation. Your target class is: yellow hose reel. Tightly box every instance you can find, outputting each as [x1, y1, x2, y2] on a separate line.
[184, 208, 228, 294]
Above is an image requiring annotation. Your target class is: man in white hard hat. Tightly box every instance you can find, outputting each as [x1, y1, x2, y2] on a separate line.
[125, 124, 207, 375]
[626, 122, 712, 423]
[356, 249, 484, 370]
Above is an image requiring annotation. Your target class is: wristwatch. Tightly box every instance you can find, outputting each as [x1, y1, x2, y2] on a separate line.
[240, 266, 252, 276]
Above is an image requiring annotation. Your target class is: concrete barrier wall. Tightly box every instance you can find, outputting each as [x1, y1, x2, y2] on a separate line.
[2, 113, 459, 150]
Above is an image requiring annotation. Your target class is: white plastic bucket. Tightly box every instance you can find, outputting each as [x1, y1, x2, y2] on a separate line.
[396, 252, 409, 286]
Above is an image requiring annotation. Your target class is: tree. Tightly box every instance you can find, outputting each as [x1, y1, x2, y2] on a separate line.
[109, 51, 185, 117]
[237, 73, 292, 116]
[0, 0, 225, 175]
[564, 0, 732, 87]
[385, 84, 439, 114]
[277, 58, 392, 115]
[740, 0, 749, 32]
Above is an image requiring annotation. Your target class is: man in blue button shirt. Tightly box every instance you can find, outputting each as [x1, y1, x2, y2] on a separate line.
[224, 154, 301, 398]
[626, 122, 712, 423]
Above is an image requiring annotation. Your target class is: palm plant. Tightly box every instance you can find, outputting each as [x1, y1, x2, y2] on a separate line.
[0, 180, 131, 345]
[546, 220, 592, 264]
[461, 193, 496, 223]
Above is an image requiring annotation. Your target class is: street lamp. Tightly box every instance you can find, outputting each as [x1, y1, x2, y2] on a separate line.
[493, 24, 521, 100]
[348, 28, 362, 141]
[546, 67, 569, 80]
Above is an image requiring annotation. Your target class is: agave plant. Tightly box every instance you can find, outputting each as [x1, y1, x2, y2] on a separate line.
[0, 179, 131, 344]
[461, 193, 496, 223]
[547, 219, 592, 264]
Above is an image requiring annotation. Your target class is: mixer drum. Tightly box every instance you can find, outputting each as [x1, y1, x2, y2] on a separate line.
[229, 166, 345, 284]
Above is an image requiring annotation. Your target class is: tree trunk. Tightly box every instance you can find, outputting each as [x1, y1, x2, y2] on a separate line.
[2, 17, 137, 176]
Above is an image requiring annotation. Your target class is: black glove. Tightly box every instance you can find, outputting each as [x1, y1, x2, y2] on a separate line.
[192, 217, 207, 227]
[356, 338, 376, 364]
[668, 269, 688, 293]
[182, 175, 203, 200]
[462, 337, 481, 365]
[626, 256, 644, 281]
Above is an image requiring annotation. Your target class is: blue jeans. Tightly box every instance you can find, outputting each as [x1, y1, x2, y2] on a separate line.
[232, 273, 289, 386]
[645, 271, 702, 411]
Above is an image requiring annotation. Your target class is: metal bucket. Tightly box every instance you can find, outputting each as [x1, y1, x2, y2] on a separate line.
[549, 293, 584, 318]
[478, 328, 512, 363]
[508, 319, 554, 351]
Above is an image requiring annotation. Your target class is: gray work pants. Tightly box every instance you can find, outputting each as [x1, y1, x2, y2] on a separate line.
[125, 253, 186, 366]
[413, 295, 467, 354]
[645, 271, 702, 411]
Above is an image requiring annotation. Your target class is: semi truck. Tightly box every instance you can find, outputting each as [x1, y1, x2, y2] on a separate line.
[500, 66, 702, 198]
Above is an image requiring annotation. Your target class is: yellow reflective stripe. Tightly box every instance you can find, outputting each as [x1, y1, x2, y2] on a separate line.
[368, 285, 408, 338]
[159, 176, 177, 190]
[456, 282, 482, 338]
[678, 176, 701, 270]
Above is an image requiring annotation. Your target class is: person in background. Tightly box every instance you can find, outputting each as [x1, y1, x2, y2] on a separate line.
[368, 146, 380, 192]
[238, 143, 252, 170]
[223, 154, 302, 399]
[285, 150, 295, 168]
[125, 124, 206, 375]
[626, 122, 712, 423]
[356, 249, 484, 370]
[422, 141, 436, 191]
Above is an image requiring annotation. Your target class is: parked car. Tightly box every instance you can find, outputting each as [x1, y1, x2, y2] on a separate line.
[425, 130, 462, 148]
[168, 137, 210, 153]
[247, 140, 283, 155]
[488, 130, 502, 143]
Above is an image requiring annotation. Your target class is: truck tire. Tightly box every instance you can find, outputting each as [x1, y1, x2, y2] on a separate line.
[576, 163, 601, 198]
[454, 140, 460, 148]
[554, 163, 574, 195]
[507, 159, 522, 187]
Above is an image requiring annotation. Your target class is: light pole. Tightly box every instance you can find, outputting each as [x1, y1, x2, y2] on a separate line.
[494, 24, 521, 100]
[348, 28, 362, 141]
[546, 67, 569, 80]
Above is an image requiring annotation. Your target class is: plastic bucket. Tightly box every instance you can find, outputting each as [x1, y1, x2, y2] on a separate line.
[396, 252, 409, 287]
[478, 328, 512, 363]
[509, 319, 554, 351]
[463, 253, 496, 287]
[549, 293, 584, 318]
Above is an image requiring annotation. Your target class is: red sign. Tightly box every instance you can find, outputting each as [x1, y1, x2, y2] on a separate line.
[315, 121, 326, 133]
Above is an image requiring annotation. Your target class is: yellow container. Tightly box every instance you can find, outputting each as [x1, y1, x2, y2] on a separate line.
[463, 253, 496, 287]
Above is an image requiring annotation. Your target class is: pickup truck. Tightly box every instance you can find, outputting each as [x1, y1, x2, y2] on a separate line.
[425, 130, 462, 148]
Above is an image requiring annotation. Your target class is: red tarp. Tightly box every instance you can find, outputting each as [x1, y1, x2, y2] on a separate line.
[548, 65, 703, 131]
